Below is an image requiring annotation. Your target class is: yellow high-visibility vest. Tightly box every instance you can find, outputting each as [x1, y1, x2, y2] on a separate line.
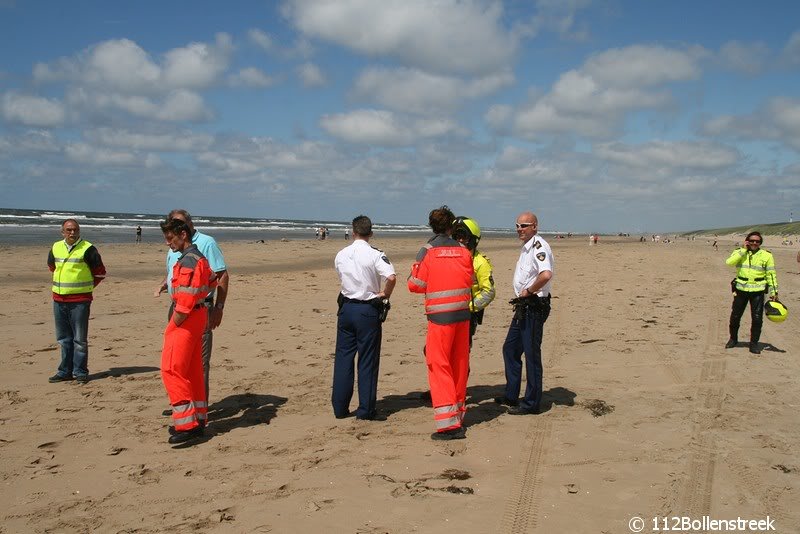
[52, 239, 95, 295]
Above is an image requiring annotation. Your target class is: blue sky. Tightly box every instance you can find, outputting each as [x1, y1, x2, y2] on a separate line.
[1, 0, 798, 232]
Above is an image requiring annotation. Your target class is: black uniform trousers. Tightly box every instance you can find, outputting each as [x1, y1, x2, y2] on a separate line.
[501, 300, 551, 411]
[332, 300, 382, 419]
[729, 289, 765, 344]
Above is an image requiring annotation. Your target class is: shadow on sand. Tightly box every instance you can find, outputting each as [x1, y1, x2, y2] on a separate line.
[88, 366, 159, 381]
[376, 384, 578, 426]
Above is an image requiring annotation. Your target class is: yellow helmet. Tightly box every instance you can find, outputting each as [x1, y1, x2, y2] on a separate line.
[764, 300, 788, 323]
[453, 216, 481, 250]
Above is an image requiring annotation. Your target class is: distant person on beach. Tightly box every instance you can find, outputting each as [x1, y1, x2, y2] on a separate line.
[495, 212, 553, 415]
[408, 206, 473, 440]
[345, 229, 349, 240]
[159, 217, 217, 445]
[47, 219, 106, 384]
[332, 215, 396, 421]
[155, 209, 228, 408]
[452, 216, 495, 347]
[725, 231, 778, 355]
[136, 225, 142, 244]
[712, 240, 718, 251]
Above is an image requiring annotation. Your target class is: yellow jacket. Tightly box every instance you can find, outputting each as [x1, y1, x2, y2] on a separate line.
[470, 250, 495, 312]
[725, 247, 777, 295]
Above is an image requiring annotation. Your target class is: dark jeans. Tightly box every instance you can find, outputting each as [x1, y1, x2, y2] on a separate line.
[501, 301, 550, 411]
[53, 300, 91, 378]
[729, 290, 765, 343]
[332, 301, 382, 419]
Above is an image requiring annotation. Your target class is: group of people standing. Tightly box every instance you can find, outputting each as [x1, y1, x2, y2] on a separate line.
[48, 210, 228, 445]
[47, 210, 780, 446]
[332, 206, 555, 440]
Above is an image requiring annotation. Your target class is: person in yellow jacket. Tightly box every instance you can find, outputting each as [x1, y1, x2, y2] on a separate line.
[725, 231, 778, 354]
[452, 216, 496, 347]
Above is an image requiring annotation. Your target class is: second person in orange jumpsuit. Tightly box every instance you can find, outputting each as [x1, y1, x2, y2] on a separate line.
[408, 206, 474, 440]
[160, 218, 216, 445]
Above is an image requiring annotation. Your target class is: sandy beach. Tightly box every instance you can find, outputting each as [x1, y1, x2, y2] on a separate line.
[1, 234, 799, 533]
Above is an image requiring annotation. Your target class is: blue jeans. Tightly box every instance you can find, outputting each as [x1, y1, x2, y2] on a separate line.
[53, 301, 91, 378]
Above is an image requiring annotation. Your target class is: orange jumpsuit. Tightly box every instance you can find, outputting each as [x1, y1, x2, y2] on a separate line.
[408, 235, 473, 432]
[162, 245, 216, 432]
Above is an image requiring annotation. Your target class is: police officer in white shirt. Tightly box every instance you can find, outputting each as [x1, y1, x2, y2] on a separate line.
[495, 211, 554, 415]
[332, 215, 397, 420]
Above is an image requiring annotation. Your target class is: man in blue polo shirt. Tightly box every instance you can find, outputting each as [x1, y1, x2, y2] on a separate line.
[155, 209, 228, 408]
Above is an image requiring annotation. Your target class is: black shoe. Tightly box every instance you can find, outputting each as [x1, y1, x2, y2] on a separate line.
[162, 408, 173, 417]
[507, 406, 540, 416]
[168, 426, 204, 444]
[48, 374, 73, 383]
[334, 411, 353, 419]
[725, 339, 737, 349]
[749, 343, 761, 355]
[431, 427, 466, 441]
[493, 396, 518, 407]
[75, 375, 89, 384]
[356, 413, 387, 421]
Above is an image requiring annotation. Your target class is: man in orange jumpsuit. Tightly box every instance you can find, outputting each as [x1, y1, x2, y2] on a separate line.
[160, 218, 216, 445]
[408, 206, 474, 440]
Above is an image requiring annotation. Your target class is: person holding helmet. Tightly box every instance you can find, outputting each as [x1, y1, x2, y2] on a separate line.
[452, 216, 496, 346]
[725, 231, 778, 354]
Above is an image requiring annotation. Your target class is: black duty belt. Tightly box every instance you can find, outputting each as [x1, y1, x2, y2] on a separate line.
[341, 296, 376, 304]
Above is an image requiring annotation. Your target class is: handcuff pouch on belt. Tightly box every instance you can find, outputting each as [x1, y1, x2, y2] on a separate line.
[509, 295, 551, 320]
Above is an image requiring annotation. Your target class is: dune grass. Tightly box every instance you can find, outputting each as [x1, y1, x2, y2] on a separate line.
[681, 221, 800, 237]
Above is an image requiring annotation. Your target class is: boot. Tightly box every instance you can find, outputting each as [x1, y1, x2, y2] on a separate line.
[749, 342, 761, 355]
[725, 338, 737, 349]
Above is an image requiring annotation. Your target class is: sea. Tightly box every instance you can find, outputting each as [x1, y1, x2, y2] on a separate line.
[0, 208, 519, 245]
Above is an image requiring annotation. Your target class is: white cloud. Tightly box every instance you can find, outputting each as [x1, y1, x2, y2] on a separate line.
[162, 33, 233, 89]
[352, 67, 513, 114]
[157, 90, 213, 121]
[64, 142, 137, 166]
[65, 87, 212, 122]
[229, 67, 275, 88]
[781, 31, 800, 66]
[594, 140, 740, 170]
[85, 128, 214, 152]
[718, 40, 770, 75]
[2, 92, 66, 127]
[698, 97, 800, 151]
[583, 45, 703, 87]
[34, 34, 232, 94]
[296, 62, 326, 87]
[492, 45, 702, 140]
[283, 0, 517, 75]
[320, 109, 465, 146]
[248, 29, 274, 52]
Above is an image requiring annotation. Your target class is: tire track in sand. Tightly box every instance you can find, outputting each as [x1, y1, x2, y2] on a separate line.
[670, 315, 726, 519]
[499, 418, 553, 534]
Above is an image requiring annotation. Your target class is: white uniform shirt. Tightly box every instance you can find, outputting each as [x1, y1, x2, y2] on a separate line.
[512, 234, 554, 297]
[335, 239, 395, 300]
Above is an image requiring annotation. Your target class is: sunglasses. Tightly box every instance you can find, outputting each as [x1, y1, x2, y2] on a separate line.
[515, 223, 534, 229]
[747, 240, 762, 244]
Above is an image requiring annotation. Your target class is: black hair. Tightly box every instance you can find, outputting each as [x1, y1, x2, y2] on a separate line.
[160, 217, 191, 237]
[352, 215, 373, 237]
